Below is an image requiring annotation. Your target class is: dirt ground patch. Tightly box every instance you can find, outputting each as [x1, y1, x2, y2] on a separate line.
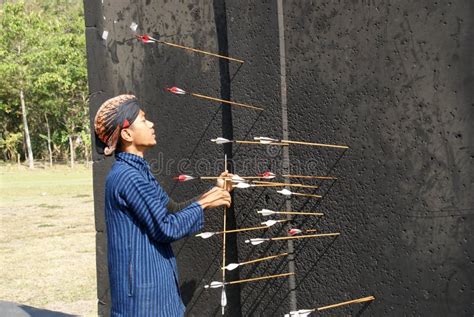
[0, 164, 97, 316]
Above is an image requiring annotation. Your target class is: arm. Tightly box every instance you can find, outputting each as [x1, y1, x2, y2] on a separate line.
[167, 196, 200, 213]
[121, 172, 204, 244]
[166, 170, 232, 212]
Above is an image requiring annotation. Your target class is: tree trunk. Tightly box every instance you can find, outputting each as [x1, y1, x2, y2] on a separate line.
[20, 89, 34, 169]
[69, 135, 75, 168]
[84, 138, 89, 166]
[45, 114, 53, 168]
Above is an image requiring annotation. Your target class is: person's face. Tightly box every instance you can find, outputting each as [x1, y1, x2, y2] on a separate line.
[126, 110, 156, 149]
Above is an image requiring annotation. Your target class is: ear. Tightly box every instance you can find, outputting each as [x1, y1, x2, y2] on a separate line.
[120, 128, 133, 143]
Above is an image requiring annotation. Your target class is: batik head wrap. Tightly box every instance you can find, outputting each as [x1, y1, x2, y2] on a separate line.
[94, 94, 141, 156]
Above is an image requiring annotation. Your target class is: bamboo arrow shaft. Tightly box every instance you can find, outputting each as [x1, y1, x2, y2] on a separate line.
[217, 225, 270, 234]
[159, 40, 244, 63]
[254, 181, 319, 189]
[236, 140, 288, 146]
[271, 211, 324, 216]
[227, 272, 294, 285]
[191, 92, 264, 111]
[292, 192, 322, 198]
[240, 252, 289, 266]
[252, 183, 288, 187]
[283, 174, 337, 180]
[317, 296, 375, 311]
[221, 157, 228, 312]
[272, 233, 340, 241]
[280, 140, 349, 149]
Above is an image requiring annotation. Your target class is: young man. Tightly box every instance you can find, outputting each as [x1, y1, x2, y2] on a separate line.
[94, 94, 232, 316]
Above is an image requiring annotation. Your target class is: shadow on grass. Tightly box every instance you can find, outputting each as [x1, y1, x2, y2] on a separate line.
[0, 301, 78, 317]
[38, 204, 62, 209]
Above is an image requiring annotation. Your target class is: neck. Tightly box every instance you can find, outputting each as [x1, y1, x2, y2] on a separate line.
[121, 145, 146, 158]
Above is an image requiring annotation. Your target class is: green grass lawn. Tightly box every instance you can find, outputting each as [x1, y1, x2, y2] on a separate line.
[0, 164, 97, 316]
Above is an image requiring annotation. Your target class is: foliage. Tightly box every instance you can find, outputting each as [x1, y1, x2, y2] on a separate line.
[0, 0, 89, 164]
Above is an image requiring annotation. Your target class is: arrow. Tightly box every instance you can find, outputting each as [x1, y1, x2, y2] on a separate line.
[174, 174, 246, 183]
[257, 209, 324, 217]
[222, 252, 289, 271]
[136, 34, 244, 63]
[204, 272, 295, 288]
[211, 137, 288, 146]
[166, 86, 264, 111]
[204, 173, 274, 181]
[277, 189, 322, 198]
[175, 172, 334, 184]
[221, 154, 228, 315]
[253, 136, 349, 149]
[232, 181, 319, 189]
[174, 173, 276, 183]
[245, 233, 340, 245]
[285, 295, 375, 316]
[212, 136, 348, 149]
[196, 221, 288, 239]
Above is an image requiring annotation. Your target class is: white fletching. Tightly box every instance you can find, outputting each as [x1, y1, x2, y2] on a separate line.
[195, 232, 216, 239]
[244, 238, 268, 245]
[221, 288, 227, 308]
[204, 281, 224, 289]
[287, 309, 315, 317]
[211, 137, 231, 144]
[231, 175, 245, 183]
[261, 220, 279, 227]
[277, 189, 293, 196]
[257, 209, 276, 216]
[254, 136, 279, 144]
[235, 182, 255, 189]
[223, 263, 240, 271]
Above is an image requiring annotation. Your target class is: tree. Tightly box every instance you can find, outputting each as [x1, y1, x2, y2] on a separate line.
[0, 2, 46, 168]
[0, 0, 89, 167]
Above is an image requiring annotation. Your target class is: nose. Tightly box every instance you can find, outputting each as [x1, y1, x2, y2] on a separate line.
[147, 120, 154, 128]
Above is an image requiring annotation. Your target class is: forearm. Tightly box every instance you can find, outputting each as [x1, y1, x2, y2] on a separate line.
[166, 195, 200, 213]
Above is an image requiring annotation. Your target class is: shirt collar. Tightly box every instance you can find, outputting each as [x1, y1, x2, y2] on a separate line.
[115, 151, 150, 173]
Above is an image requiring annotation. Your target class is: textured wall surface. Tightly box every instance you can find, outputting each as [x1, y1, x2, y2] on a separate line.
[84, 0, 473, 316]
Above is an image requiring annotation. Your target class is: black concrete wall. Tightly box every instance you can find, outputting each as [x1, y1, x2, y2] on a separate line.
[84, 1, 473, 316]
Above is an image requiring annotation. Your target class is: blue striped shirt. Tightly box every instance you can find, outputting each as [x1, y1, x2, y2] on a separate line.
[104, 152, 204, 316]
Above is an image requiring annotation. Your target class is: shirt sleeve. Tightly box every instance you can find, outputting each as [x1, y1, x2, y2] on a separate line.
[119, 170, 204, 244]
